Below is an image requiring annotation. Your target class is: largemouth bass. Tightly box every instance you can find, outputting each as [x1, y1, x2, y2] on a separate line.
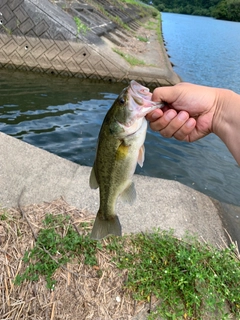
[89, 80, 163, 239]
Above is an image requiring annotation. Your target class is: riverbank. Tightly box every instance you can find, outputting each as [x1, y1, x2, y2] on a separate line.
[1, 128, 240, 318]
[0, 0, 180, 86]
[0, 131, 231, 245]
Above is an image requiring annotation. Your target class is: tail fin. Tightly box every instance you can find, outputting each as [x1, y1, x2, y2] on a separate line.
[90, 213, 122, 240]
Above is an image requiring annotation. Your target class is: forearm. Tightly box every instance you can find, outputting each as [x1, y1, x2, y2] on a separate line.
[213, 89, 240, 165]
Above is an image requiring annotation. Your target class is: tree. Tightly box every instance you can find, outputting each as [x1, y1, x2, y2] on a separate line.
[145, 0, 240, 21]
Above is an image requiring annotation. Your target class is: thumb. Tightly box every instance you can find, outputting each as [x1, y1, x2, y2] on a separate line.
[152, 85, 181, 105]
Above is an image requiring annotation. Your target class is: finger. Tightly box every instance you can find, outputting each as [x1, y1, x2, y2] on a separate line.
[173, 118, 197, 141]
[149, 109, 177, 131]
[146, 108, 163, 121]
[159, 111, 190, 137]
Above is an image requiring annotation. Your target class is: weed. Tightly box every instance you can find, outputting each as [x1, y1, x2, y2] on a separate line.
[116, 0, 158, 17]
[137, 35, 149, 42]
[98, 7, 131, 31]
[0, 211, 8, 220]
[112, 230, 240, 319]
[141, 15, 163, 44]
[73, 17, 89, 36]
[15, 214, 97, 289]
[112, 48, 146, 66]
[0, 23, 12, 35]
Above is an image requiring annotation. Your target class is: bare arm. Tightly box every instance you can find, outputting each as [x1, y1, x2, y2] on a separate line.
[213, 88, 240, 165]
[146, 83, 240, 165]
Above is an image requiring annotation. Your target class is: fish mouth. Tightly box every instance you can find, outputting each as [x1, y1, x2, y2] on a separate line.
[130, 80, 152, 101]
[128, 80, 164, 116]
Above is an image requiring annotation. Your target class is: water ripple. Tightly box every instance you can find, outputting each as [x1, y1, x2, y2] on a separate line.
[1, 66, 240, 206]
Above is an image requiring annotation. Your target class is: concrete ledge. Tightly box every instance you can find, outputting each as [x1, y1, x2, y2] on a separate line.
[0, 131, 230, 247]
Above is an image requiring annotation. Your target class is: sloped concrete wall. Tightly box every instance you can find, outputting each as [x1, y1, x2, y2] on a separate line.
[0, 0, 124, 79]
[0, 0, 180, 85]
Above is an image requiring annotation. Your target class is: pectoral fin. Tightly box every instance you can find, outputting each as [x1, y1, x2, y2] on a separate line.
[119, 182, 136, 205]
[89, 166, 99, 189]
[137, 145, 145, 167]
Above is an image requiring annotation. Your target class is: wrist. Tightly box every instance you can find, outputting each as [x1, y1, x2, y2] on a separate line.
[212, 88, 232, 135]
[213, 88, 240, 164]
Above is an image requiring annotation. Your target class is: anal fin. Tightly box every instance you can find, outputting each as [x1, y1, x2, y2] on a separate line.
[119, 182, 136, 205]
[89, 166, 99, 189]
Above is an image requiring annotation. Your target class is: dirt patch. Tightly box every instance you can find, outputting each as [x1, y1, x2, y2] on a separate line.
[0, 198, 153, 320]
[121, 25, 167, 67]
[102, 18, 170, 69]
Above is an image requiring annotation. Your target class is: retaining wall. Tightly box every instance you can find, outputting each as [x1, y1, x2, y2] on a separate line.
[0, 0, 180, 85]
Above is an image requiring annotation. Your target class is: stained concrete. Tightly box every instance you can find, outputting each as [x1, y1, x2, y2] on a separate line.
[1, 131, 236, 248]
[0, 0, 180, 85]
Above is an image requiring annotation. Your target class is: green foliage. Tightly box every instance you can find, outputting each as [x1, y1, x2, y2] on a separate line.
[15, 214, 98, 289]
[73, 17, 89, 36]
[112, 48, 146, 66]
[112, 230, 240, 319]
[212, 0, 240, 21]
[137, 35, 149, 42]
[0, 211, 8, 220]
[141, 0, 240, 21]
[145, 20, 157, 30]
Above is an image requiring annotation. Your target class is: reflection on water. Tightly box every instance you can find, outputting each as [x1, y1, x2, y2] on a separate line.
[0, 70, 124, 165]
[0, 69, 240, 207]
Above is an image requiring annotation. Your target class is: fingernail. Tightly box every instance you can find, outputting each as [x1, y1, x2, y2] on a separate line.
[165, 110, 176, 121]
[151, 111, 159, 120]
[177, 111, 188, 121]
[186, 118, 196, 128]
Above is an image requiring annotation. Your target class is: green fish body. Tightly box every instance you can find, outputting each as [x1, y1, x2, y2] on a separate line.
[90, 81, 163, 239]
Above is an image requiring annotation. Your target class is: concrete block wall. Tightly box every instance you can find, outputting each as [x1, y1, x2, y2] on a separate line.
[0, 0, 179, 85]
[0, 0, 125, 79]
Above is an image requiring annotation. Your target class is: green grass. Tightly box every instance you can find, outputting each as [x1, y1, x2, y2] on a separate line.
[112, 231, 240, 319]
[112, 48, 146, 66]
[14, 214, 101, 289]
[145, 20, 158, 30]
[14, 213, 240, 319]
[0, 210, 8, 220]
[141, 13, 163, 44]
[73, 16, 89, 36]
[109, 0, 158, 18]
[137, 35, 149, 42]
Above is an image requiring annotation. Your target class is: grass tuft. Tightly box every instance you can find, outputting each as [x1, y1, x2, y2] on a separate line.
[112, 48, 146, 66]
[136, 35, 149, 42]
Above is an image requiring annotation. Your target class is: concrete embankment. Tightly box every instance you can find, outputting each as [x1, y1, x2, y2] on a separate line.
[0, 0, 180, 86]
[2, 131, 239, 248]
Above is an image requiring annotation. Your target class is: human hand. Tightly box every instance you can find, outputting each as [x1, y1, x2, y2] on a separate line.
[146, 82, 219, 142]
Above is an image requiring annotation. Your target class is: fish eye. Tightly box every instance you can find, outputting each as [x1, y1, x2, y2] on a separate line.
[119, 97, 125, 104]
